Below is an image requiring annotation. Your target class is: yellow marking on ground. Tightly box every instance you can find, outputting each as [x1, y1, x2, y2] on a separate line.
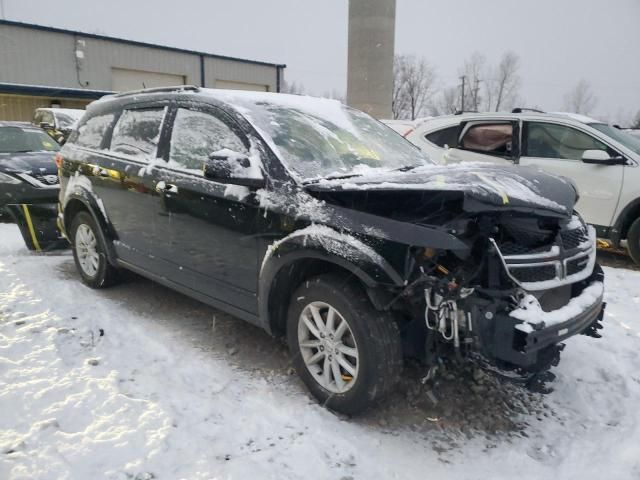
[21, 204, 42, 251]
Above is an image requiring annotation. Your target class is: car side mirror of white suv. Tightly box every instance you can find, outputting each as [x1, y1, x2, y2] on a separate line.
[581, 149, 626, 165]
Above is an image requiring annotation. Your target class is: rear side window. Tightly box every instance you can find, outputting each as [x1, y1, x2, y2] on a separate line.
[524, 122, 608, 160]
[425, 126, 458, 148]
[461, 123, 513, 156]
[74, 113, 115, 149]
[110, 108, 166, 160]
[168, 108, 248, 174]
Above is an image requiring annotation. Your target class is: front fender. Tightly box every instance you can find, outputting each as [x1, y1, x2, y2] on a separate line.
[258, 225, 405, 334]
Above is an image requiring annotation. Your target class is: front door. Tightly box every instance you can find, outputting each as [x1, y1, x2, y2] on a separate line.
[519, 121, 624, 227]
[154, 104, 262, 314]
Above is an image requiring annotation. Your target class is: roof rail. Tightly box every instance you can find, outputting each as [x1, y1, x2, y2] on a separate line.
[511, 107, 545, 114]
[454, 110, 479, 115]
[111, 85, 200, 98]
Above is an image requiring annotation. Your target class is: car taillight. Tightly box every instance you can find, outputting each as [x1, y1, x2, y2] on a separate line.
[55, 153, 63, 169]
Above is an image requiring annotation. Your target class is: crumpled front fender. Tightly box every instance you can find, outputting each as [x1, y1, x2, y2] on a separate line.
[258, 225, 405, 334]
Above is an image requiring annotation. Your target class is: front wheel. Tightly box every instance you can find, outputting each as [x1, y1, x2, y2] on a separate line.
[70, 211, 119, 288]
[287, 274, 402, 414]
[627, 217, 640, 266]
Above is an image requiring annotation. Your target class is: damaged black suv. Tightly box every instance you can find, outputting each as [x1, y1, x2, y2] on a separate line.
[58, 86, 605, 414]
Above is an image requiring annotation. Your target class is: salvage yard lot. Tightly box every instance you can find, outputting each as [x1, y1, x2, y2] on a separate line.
[1, 223, 639, 480]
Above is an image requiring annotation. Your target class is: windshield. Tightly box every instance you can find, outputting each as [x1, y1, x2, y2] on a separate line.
[54, 111, 83, 129]
[0, 126, 60, 153]
[234, 96, 432, 180]
[589, 123, 640, 155]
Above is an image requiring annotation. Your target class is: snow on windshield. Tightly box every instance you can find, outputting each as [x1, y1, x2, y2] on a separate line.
[208, 90, 432, 180]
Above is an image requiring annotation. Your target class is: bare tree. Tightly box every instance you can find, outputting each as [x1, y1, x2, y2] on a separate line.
[392, 54, 437, 120]
[281, 81, 305, 95]
[321, 89, 345, 103]
[485, 51, 521, 112]
[563, 80, 597, 114]
[460, 52, 485, 111]
[430, 86, 460, 116]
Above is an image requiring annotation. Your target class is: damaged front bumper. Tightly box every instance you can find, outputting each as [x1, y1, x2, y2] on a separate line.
[483, 264, 605, 370]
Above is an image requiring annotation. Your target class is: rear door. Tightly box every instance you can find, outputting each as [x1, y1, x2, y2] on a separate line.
[85, 104, 170, 270]
[447, 119, 519, 165]
[519, 121, 624, 227]
[152, 103, 263, 313]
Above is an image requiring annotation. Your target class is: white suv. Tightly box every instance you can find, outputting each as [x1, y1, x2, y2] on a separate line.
[385, 111, 640, 265]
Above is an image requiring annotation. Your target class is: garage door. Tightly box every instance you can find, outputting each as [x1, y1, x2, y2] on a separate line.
[215, 80, 269, 92]
[112, 68, 185, 92]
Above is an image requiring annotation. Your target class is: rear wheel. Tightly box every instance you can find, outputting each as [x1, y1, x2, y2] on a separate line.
[627, 217, 640, 266]
[287, 274, 402, 414]
[70, 211, 119, 288]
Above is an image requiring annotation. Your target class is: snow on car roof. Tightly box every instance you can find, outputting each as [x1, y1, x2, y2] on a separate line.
[204, 89, 359, 134]
[548, 112, 600, 124]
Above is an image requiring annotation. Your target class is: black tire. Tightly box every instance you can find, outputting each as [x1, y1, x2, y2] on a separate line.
[287, 274, 402, 414]
[627, 217, 640, 266]
[70, 211, 119, 288]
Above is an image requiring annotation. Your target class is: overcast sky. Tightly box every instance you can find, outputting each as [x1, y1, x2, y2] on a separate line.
[2, 0, 639, 123]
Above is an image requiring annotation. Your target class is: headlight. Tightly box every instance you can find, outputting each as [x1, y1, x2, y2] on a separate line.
[0, 172, 21, 184]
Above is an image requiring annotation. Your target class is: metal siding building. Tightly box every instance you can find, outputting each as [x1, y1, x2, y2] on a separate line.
[0, 20, 285, 121]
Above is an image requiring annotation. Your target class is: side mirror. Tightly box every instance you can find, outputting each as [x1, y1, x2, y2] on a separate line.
[39, 122, 54, 130]
[203, 149, 265, 189]
[581, 149, 626, 165]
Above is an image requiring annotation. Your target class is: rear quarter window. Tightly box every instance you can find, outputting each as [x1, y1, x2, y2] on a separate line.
[72, 113, 116, 149]
[425, 125, 459, 148]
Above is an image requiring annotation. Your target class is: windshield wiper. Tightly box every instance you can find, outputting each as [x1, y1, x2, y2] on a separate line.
[303, 172, 364, 184]
[390, 164, 423, 172]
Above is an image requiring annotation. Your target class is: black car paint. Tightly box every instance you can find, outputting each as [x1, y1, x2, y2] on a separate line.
[58, 90, 603, 372]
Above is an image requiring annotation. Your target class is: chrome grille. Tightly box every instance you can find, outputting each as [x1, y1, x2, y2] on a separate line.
[510, 264, 557, 283]
[491, 223, 596, 291]
[561, 227, 590, 250]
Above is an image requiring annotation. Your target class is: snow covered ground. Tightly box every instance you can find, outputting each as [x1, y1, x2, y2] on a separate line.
[1, 222, 639, 480]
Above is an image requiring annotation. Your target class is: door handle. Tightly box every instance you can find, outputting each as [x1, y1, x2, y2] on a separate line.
[91, 166, 110, 177]
[155, 181, 179, 194]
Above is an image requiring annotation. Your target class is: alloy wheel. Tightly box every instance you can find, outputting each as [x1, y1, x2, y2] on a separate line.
[297, 301, 359, 394]
[75, 224, 100, 277]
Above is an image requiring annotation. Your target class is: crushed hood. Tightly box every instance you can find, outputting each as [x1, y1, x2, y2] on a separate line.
[304, 163, 575, 217]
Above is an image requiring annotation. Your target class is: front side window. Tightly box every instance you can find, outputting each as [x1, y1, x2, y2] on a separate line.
[168, 108, 248, 174]
[524, 122, 608, 160]
[74, 113, 115, 149]
[110, 107, 166, 160]
[461, 123, 513, 156]
[425, 125, 459, 148]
